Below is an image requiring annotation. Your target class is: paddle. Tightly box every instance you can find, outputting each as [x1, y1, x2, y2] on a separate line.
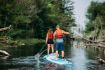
[35, 44, 47, 59]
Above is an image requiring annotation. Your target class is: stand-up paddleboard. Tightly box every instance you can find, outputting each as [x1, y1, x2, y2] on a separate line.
[44, 53, 72, 65]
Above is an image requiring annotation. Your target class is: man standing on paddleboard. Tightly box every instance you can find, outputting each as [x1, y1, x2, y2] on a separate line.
[53, 25, 70, 60]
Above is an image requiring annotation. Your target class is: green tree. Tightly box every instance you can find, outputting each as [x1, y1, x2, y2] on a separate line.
[85, 1, 105, 33]
[0, 0, 74, 39]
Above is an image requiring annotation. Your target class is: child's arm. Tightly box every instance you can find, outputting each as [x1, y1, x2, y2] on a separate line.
[46, 33, 48, 43]
[53, 31, 56, 39]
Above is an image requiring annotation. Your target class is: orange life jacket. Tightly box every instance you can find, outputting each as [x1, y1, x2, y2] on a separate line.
[48, 32, 53, 39]
[55, 29, 63, 38]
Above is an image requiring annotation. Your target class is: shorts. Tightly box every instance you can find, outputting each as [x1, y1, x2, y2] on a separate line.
[55, 42, 64, 51]
[47, 39, 54, 44]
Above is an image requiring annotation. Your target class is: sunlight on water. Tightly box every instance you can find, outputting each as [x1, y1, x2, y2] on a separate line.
[34, 53, 41, 70]
[71, 41, 87, 70]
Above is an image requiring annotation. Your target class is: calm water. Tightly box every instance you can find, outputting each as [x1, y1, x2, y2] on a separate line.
[0, 41, 105, 70]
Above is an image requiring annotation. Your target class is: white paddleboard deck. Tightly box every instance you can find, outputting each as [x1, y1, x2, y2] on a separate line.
[44, 53, 72, 65]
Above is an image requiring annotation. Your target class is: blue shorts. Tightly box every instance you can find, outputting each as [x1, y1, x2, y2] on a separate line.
[55, 42, 64, 51]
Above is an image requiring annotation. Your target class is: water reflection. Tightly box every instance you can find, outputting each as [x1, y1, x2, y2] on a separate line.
[71, 41, 87, 70]
[45, 63, 57, 70]
[35, 53, 41, 70]
[45, 63, 72, 70]
[0, 42, 105, 70]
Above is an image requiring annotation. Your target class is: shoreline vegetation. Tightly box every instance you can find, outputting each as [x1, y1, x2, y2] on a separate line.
[0, 37, 45, 48]
[85, 2, 105, 42]
[0, 0, 74, 49]
[84, 1, 105, 62]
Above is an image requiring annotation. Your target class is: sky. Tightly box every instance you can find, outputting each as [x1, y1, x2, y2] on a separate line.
[71, 0, 105, 36]
[73, 0, 90, 30]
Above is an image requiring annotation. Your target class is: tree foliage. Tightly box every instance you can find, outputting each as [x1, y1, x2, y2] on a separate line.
[85, 1, 105, 33]
[0, 0, 74, 39]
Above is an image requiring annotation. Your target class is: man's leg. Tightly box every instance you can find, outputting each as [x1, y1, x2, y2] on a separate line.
[55, 42, 59, 60]
[60, 42, 64, 59]
[61, 51, 64, 58]
[56, 50, 58, 60]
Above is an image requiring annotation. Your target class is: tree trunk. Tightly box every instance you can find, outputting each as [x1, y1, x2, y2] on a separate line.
[0, 25, 11, 32]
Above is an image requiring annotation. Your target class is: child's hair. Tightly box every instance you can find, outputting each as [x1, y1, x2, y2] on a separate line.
[48, 28, 53, 32]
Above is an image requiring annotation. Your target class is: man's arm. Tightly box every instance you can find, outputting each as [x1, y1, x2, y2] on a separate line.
[62, 30, 70, 35]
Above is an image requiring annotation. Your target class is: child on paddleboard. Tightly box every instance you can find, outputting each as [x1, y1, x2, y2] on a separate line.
[46, 28, 54, 55]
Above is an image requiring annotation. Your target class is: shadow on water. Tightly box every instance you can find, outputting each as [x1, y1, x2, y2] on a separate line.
[0, 41, 73, 70]
[45, 63, 72, 70]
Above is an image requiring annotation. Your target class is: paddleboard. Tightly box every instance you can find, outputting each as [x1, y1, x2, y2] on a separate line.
[44, 53, 72, 65]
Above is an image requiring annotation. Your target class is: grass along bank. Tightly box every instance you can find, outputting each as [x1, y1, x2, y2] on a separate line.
[16, 38, 45, 46]
[0, 38, 45, 48]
